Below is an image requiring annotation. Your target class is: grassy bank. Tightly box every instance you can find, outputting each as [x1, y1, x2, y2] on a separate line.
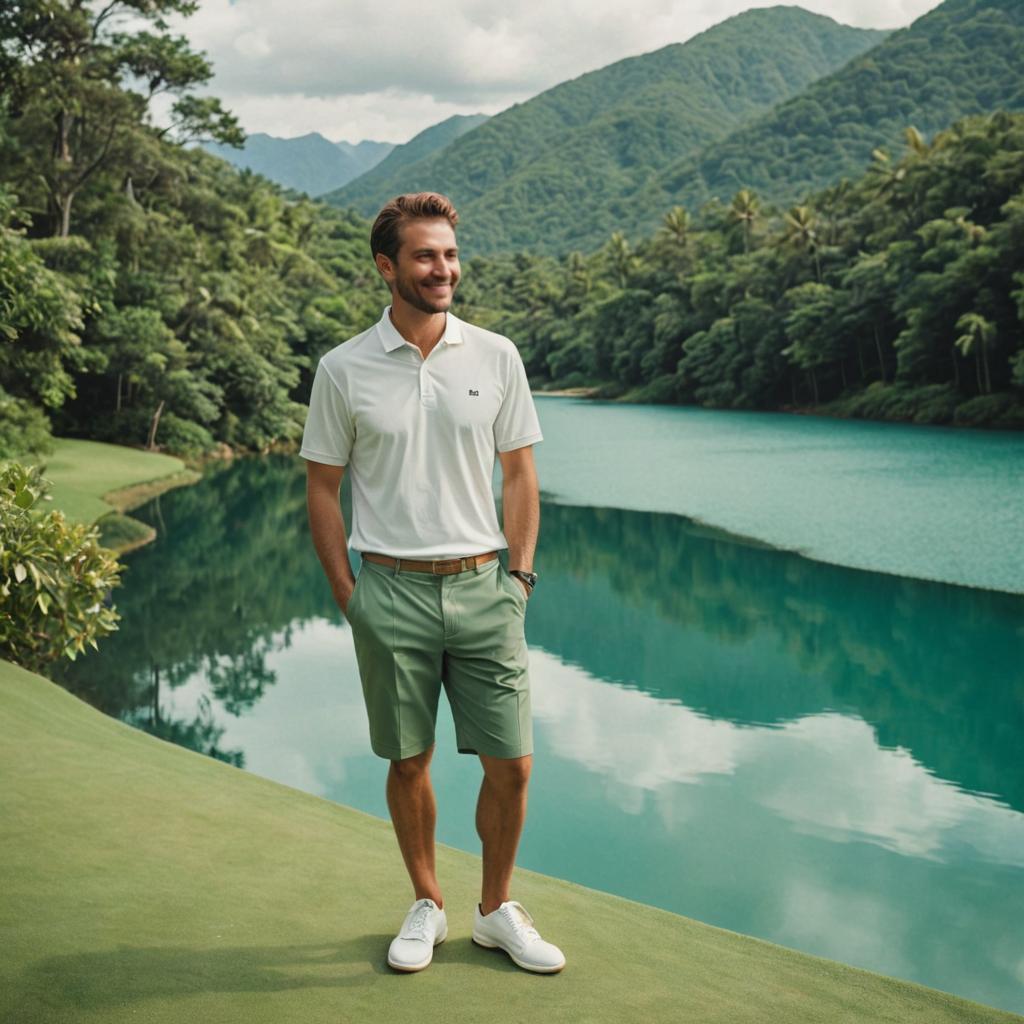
[1, 659, 1018, 1024]
[24, 438, 201, 552]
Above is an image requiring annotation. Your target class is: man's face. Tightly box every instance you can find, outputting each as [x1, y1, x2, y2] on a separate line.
[379, 218, 460, 315]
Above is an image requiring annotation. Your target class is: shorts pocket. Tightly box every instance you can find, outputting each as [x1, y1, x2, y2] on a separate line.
[501, 568, 529, 613]
[347, 568, 367, 622]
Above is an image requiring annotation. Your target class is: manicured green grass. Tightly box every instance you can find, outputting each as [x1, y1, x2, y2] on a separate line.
[2, 659, 1018, 1024]
[95, 511, 155, 552]
[29, 438, 188, 524]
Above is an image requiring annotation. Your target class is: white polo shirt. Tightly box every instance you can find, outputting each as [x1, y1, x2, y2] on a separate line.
[300, 305, 543, 559]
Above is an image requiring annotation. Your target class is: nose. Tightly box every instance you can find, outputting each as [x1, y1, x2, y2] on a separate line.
[434, 255, 457, 279]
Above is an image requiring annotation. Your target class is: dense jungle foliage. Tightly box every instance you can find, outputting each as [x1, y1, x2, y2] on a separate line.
[653, 0, 1024, 234]
[457, 111, 1024, 427]
[329, 7, 885, 255]
[1, 0, 1022, 469]
[0, 0, 390, 460]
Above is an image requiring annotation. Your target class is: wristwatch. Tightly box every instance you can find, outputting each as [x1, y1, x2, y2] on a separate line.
[509, 569, 538, 591]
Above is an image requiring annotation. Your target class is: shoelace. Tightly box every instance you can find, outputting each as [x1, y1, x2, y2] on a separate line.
[501, 901, 541, 944]
[403, 900, 435, 941]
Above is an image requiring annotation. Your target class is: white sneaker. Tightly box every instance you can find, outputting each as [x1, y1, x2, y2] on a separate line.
[387, 897, 448, 972]
[472, 900, 566, 973]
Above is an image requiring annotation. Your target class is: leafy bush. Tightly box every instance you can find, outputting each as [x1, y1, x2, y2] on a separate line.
[831, 383, 958, 423]
[0, 387, 54, 458]
[0, 461, 122, 671]
[81, 407, 215, 458]
[155, 413, 216, 458]
[954, 392, 1024, 428]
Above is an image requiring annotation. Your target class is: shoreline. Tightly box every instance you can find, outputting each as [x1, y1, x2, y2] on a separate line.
[2, 659, 1017, 1024]
[26, 438, 205, 555]
[532, 387, 1024, 431]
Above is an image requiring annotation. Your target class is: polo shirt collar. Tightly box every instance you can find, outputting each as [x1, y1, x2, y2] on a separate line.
[377, 305, 464, 352]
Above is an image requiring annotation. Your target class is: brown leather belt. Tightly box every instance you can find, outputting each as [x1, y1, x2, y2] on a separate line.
[360, 551, 499, 575]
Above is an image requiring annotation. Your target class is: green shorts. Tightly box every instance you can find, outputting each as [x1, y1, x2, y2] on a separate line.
[346, 555, 533, 761]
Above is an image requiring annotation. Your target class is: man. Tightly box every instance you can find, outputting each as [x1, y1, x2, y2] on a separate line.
[300, 192, 564, 975]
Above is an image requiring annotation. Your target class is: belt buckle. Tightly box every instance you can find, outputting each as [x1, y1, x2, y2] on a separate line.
[431, 558, 463, 575]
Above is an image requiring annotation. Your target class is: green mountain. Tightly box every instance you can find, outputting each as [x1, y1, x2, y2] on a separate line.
[328, 6, 886, 253]
[203, 132, 393, 198]
[652, 0, 1024, 219]
[321, 113, 488, 204]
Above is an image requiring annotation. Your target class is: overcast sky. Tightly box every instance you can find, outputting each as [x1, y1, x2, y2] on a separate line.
[151, 0, 944, 146]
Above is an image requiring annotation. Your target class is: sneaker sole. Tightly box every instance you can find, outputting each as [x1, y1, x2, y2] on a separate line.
[388, 923, 448, 972]
[471, 933, 565, 974]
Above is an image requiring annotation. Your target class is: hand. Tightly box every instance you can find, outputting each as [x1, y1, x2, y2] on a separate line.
[335, 580, 356, 615]
[513, 576, 531, 600]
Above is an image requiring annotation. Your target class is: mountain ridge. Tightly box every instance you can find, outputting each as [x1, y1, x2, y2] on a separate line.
[327, 6, 887, 252]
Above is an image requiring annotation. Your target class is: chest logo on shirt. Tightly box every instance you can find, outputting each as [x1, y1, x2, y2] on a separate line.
[468, 389, 479, 396]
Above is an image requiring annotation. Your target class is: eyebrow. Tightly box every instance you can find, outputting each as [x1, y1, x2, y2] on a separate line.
[412, 247, 458, 255]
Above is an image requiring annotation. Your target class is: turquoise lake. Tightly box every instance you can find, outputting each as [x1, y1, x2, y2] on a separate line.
[55, 399, 1024, 1014]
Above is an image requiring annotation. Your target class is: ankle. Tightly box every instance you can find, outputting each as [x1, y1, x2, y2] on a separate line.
[418, 893, 443, 910]
[479, 898, 506, 916]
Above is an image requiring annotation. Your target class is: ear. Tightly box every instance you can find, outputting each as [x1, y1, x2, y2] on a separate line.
[374, 252, 395, 283]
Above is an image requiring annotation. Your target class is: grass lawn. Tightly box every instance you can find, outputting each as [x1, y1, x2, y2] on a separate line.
[28, 437, 197, 525]
[2, 658, 1018, 1024]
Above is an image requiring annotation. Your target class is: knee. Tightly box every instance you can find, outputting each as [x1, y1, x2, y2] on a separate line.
[389, 747, 433, 782]
[483, 754, 532, 791]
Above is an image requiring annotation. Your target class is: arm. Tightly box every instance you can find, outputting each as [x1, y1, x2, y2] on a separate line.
[498, 445, 540, 598]
[306, 460, 356, 613]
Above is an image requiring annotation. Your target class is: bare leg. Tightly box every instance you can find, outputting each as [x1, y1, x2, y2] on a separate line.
[386, 745, 444, 908]
[476, 753, 532, 915]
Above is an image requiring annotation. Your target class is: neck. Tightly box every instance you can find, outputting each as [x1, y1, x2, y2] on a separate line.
[389, 301, 447, 353]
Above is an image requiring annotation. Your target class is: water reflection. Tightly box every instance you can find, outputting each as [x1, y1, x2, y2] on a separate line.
[52, 453, 1024, 1013]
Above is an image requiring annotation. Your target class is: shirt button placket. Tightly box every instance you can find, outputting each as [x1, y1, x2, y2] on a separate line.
[419, 364, 437, 409]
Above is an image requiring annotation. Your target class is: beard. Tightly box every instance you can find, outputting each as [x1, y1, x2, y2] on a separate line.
[394, 270, 458, 314]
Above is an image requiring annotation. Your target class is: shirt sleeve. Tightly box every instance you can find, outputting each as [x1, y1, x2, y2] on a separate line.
[494, 344, 543, 453]
[300, 359, 354, 466]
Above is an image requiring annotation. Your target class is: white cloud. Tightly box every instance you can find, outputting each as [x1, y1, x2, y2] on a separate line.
[148, 0, 943, 144]
[528, 649, 1024, 865]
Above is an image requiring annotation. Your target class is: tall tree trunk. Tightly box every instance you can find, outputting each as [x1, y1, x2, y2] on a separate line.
[839, 359, 848, 390]
[116, 373, 122, 412]
[151, 664, 160, 726]
[951, 350, 960, 391]
[873, 323, 887, 383]
[857, 341, 866, 381]
[809, 368, 819, 405]
[147, 399, 165, 450]
[975, 352, 983, 395]
[982, 345, 992, 395]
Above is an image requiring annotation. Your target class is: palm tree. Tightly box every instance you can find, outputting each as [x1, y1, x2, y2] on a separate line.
[954, 313, 996, 395]
[783, 205, 822, 283]
[904, 125, 929, 159]
[605, 232, 635, 289]
[728, 189, 760, 255]
[866, 148, 906, 200]
[660, 206, 691, 249]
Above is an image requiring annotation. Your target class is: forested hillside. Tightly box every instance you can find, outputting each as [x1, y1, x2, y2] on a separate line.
[203, 132, 393, 198]
[0, 0, 386, 462]
[454, 111, 1024, 428]
[652, 0, 1024, 225]
[330, 7, 885, 254]
[1, 1, 1021, 467]
[322, 114, 488, 202]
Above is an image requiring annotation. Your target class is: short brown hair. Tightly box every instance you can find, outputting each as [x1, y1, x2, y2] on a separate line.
[370, 192, 459, 263]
